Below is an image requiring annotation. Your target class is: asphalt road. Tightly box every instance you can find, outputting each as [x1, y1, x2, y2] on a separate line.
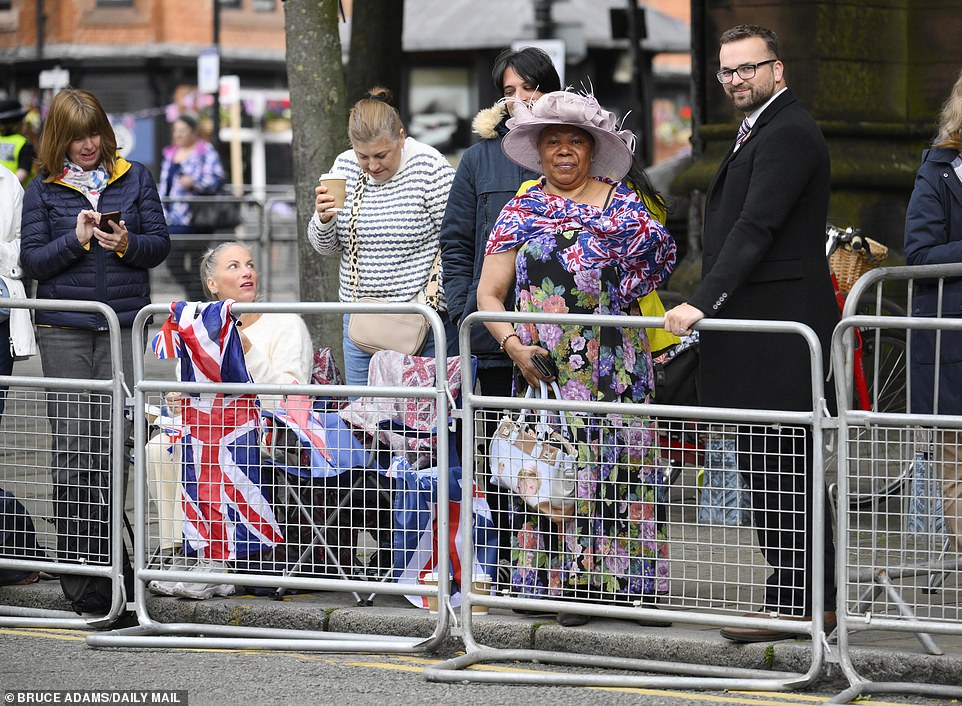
[0, 626, 953, 706]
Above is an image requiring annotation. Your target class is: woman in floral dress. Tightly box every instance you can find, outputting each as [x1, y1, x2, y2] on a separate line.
[476, 91, 676, 626]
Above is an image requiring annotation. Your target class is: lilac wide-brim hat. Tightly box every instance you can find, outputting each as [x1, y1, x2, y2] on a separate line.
[501, 90, 635, 181]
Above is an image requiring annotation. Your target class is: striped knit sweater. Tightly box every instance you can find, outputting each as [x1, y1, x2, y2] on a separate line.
[307, 137, 455, 312]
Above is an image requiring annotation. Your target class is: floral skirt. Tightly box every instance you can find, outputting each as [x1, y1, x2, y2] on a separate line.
[509, 413, 669, 602]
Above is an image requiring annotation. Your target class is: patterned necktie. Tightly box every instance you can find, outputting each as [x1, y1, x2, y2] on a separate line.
[735, 117, 752, 146]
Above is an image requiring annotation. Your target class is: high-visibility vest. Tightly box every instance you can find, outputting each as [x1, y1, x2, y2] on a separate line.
[0, 134, 32, 183]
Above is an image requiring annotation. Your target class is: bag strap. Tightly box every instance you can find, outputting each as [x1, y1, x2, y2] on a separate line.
[422, 248, 442, 309]
[348, 170, 441, 309]
[347, 173, 368, 303]
[515, 380, 574, 443]
[537, 380, 574, 442]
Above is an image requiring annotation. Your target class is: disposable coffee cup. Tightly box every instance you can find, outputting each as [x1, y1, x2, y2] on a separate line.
[319, 173, 346, 211]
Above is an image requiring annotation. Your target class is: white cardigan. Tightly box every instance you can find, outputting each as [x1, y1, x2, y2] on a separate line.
[0, 165, 37, 359]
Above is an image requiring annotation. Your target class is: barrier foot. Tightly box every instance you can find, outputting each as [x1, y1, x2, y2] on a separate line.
[425, 645, 811, 691]
[87, 620, 434, 653]
[828, 680, 962, 704]
[877, 572, 943, 655]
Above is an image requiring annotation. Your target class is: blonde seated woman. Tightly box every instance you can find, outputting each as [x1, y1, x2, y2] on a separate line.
[147, 241, 313, 599]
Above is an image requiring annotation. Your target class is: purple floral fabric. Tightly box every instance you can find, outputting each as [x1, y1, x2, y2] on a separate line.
[486, 179, 673, 601]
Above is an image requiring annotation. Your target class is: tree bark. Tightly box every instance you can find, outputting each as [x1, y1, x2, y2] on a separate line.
[284, 0, 348, 356]
[346, 0, 405, 107]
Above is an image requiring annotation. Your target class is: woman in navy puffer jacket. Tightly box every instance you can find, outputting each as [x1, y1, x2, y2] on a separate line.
[904, 68, 962, 551]
[20, 89, 169, 600]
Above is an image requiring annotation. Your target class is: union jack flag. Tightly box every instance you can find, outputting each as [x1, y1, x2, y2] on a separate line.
[388, 456, 498, 609]
[153, 300, 283, 561]
[152, 301, 250, 386]
[151, 313, 183, 360]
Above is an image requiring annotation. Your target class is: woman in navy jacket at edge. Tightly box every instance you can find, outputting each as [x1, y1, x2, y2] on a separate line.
[20, 88, 170, 575]
[904, 67, 962, 551]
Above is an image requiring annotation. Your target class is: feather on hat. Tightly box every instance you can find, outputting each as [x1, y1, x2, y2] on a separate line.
[501, 90, 635, 180]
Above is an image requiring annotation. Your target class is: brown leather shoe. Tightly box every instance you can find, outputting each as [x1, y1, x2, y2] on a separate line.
[720, 611, 837, 643]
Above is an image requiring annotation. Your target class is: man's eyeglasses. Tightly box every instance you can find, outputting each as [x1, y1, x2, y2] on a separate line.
[715, 59, 777, 84]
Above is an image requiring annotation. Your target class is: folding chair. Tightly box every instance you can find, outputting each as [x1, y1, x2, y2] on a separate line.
[260, 400, 384, 603]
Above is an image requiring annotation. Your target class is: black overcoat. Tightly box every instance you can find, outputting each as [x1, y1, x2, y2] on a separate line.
[689, 88, 838, 412]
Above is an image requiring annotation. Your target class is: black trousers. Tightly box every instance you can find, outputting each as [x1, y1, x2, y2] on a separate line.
[737, 424, 837, 615]
[475, 365, 515, 576]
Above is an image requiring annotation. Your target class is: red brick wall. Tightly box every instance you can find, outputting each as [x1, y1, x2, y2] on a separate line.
[0, 0, 284, 52]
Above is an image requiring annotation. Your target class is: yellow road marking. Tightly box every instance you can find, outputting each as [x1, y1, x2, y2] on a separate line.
[0, 628, 89, 641]
[1, 631, 938, 706]
[344, 661, 424, 673]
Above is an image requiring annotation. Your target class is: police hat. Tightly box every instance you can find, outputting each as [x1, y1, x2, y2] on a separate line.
[0, 99, 28, 123]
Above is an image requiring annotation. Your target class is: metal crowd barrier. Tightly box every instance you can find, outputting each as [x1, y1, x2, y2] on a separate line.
[262, 195, 298, 301]
[829, 264, 962, 704]
[0, 300, 129, 629]
[160, 193, 267, 276]
[162, 191, 301, 302]
[426, 311, 834, 692]
[89, 301, 455, 652]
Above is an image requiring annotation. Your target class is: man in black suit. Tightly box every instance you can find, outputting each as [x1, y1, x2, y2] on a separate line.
[664, 24, 838, 642]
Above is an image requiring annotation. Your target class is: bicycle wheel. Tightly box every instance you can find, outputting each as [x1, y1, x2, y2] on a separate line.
[856, 293, 907, 318]
[859, 330, 907, 413]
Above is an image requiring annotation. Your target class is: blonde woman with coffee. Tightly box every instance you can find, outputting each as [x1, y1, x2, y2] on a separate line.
[307, 86, 456, 386]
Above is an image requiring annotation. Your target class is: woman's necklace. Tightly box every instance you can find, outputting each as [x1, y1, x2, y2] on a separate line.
[553, 179, 594, 203]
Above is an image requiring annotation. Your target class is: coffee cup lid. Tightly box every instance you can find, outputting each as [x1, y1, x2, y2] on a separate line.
[320, 173, 345, 181]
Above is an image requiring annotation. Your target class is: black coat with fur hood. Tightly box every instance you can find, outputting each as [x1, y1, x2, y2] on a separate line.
[439, 103, 541, 366]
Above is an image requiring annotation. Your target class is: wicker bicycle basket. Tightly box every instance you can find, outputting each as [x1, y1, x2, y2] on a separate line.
[829, 238, 889, 294]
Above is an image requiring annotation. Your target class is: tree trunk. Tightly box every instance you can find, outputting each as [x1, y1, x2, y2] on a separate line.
[284, 0, 348, 357]
[346, 0, 405, 107]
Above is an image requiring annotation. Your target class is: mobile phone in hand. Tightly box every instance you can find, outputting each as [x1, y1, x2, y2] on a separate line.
[532, 353, 558, 379]
[99, 211, 121, 231]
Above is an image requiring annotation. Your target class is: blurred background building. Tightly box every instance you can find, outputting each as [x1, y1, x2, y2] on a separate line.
[0, 0, 691, 185]
[2, 0, 959, 263]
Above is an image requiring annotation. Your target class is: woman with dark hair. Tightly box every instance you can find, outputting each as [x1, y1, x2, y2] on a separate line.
[158, 114, 226, 300]
[307, 87, 456, 386]
[20, 87, 170, 611]
[440, 46, 562, 400]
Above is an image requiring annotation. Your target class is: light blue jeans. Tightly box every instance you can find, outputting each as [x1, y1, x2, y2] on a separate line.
[341, 313, 459, 387]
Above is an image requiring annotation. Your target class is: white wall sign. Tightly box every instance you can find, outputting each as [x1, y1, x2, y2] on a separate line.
[511, 39, 566, 87]
[197, 48, 220, 94]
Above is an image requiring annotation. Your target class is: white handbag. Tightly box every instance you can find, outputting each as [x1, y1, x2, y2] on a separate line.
[488, 381, 578, 521]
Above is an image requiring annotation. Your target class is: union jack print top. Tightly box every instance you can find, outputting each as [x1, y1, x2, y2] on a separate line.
[485, 177, 675, 302]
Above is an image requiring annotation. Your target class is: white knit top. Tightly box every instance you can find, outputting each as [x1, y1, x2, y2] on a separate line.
[242, 312, 313, 412]
[306, 137, 455, 311]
